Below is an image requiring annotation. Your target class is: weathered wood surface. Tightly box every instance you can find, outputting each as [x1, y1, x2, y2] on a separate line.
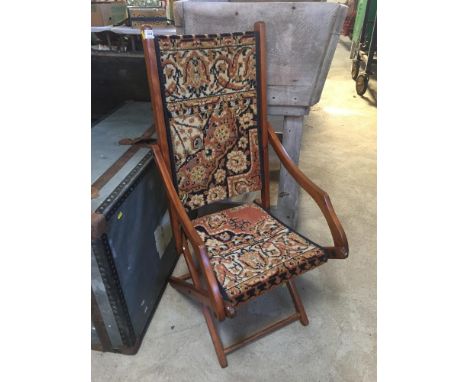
[276, 115, 304, 227]
[174, 1, 347, 107]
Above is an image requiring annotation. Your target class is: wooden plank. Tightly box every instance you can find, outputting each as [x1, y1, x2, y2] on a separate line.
[310, 4, 348, 105]
[276, 115, 304, 228]
[267, 85, 313, 107]
[267, 106, 309, 116]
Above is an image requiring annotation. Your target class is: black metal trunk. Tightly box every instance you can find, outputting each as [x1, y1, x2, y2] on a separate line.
[91, 102, 177, 354]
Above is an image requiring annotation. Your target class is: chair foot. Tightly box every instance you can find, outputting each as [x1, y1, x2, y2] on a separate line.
[299, 315, 309, 326]
[202, 306, 228, 368]
[286, 280, 309, 326]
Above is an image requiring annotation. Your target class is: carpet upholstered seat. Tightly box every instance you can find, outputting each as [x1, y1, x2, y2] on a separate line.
[193, 203, 328, 306]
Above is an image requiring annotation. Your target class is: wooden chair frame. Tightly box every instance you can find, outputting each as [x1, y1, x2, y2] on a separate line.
[142, 21, 349, 368]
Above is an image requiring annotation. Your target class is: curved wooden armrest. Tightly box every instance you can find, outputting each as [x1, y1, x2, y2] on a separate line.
[267, 122, 349, 259]
[151, 144, 226, 320]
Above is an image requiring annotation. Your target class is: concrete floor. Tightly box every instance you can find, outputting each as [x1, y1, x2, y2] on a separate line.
[92, 36, 376, 382]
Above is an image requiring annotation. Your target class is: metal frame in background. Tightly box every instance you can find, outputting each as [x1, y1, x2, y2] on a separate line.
[350, 0, 377, 96]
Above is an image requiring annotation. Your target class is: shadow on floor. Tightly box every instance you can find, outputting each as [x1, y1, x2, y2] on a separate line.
[358, 76, 377, 107]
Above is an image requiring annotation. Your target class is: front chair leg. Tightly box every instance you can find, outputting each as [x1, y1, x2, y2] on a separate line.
[202, 306, 228, 368]
[286, 280, 309, 326]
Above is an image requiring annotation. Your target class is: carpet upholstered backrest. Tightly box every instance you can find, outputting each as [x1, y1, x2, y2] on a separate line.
[155, 31, 264, 211]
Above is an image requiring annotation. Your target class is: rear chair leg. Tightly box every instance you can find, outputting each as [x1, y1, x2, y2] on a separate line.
[202, 306, 227, 368]
[286, 280, 309, 326]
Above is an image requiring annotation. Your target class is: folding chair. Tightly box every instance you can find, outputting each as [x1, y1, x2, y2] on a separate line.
[141, 21, 348, 368]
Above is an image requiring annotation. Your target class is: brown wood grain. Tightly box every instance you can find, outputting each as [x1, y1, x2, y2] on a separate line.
[286, 280, 309, 326]
[141, 30, 183, 255]
[254, 21, 271, 210]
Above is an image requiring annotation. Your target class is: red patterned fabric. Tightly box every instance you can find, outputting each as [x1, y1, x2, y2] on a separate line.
[156, 32, 263, 211]
[192, 203, 328, 306]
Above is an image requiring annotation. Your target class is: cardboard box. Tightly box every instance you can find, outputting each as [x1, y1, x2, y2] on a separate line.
[91, 2, 128, 27]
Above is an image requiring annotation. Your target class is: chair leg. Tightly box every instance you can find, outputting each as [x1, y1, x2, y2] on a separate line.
[172, 250, 308, 367]
[172, 280, 307, 367]
[286, 280, 309, 326]
[202, 305, 227, 368]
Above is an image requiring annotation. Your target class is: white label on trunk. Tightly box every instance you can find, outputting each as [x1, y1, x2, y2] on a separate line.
[154, 210, 172, 259]
[142, 29, 154, 40]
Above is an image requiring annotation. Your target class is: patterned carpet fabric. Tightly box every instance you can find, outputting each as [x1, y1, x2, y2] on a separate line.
[156, 32, 263, 211]
[192, 203, 328, 306]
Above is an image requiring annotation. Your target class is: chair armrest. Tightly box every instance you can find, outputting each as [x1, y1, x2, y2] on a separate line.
[267, 122, 349, 259]
[151, 144, 226, 319]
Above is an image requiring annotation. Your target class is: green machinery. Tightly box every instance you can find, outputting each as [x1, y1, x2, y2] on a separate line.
[350, 0, 377, 96]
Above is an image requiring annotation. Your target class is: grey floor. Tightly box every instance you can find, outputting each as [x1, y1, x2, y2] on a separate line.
[91, 36, 377, 382]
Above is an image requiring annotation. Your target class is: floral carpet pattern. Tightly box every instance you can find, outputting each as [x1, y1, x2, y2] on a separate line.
[193, 203, 328, 305]
[156, 32, 263, 211]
